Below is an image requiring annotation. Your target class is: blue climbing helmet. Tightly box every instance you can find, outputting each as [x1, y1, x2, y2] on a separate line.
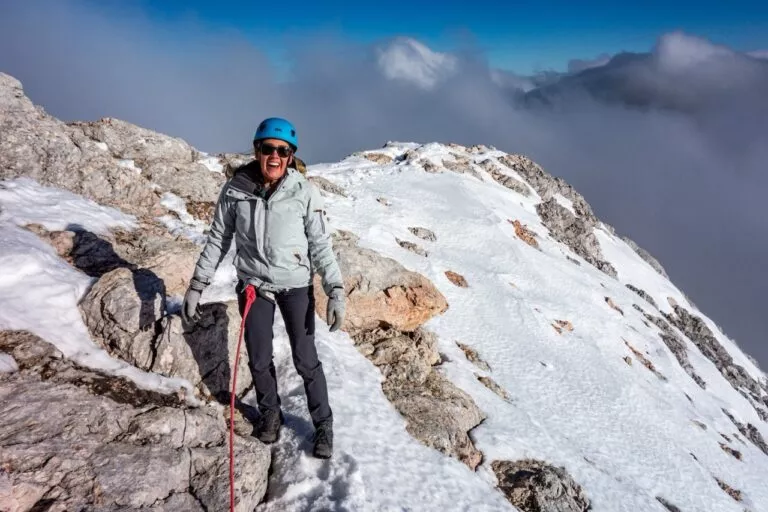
[253, 117, 298, 150]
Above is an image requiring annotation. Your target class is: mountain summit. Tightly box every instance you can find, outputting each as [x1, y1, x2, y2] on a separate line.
[1, 72, 767, 511]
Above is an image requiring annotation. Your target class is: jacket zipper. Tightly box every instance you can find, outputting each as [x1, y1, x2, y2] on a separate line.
[263, 175, 288, 262]
[318, 210, 326, 234]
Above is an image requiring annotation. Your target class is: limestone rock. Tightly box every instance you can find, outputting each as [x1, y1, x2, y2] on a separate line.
[492, 459, 591, 512]
[308, 176, 348, 197]
[313, 230, 448, 334]
[635, 306, 706, 389]
[456, 342, 491, 372]
[408, 226, 437, 242]
[78, 267, 251, 400]
[626, 284, 658, 309]
[396, 238, 428, 257]
[0, 330, 270, 510]
[665, 305, 762, 401]
[386, 371, 485, 470]
[480, 159, 530, 197]
[353, 328, 484, 470]
[536, 197, 617, 278]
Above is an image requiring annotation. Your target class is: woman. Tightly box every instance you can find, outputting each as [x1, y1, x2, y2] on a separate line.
[181, 118, 345, 459]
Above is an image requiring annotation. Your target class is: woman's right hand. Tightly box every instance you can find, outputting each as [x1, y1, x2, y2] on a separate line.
[181, 287, 202, 325]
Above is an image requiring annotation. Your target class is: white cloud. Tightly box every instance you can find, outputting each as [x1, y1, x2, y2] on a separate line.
[375, 37, 458, 90]
[652, 31, 735, 71]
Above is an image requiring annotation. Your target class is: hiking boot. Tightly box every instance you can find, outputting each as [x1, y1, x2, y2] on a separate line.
[253, 409, 283, 444]
[313, 421, 333, 459]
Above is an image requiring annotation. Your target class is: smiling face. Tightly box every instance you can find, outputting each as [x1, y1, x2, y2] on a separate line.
[256, 138, 294, 185]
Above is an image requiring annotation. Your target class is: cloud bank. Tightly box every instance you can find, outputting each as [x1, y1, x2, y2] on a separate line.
[1, 1, 767, 368]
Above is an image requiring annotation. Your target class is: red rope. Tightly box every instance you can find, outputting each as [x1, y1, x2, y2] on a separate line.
[230, 284, 257, 512]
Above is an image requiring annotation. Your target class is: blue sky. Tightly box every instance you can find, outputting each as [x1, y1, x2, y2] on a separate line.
[102, 0, 768, 73]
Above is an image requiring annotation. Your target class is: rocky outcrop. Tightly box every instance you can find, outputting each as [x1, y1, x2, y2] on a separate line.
[722, 409, 768, 457]
[491, 459, 591, 512]
[0, 330, 270, 511]
[665, 305, 763, 401]
[313, 230, 448, 335]
[478, 159, 531, 197]
[536, 197, 617, 278]
[27, 220, 200, 298]
[626, 284, 658, 309]
[634, 305, 706, 389]
[441, 154, 485, 181]
[0, 73, 225, 221]
[79, 267, 251, 401]
[308, 176, 348, 197]
[499, 154, 596, 223]
[353, 328, 485, 470]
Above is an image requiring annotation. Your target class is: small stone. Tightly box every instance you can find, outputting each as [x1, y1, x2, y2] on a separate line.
[456, 342, 491, 372]
[492, 459, 591, 512]
[605, 297, 624, 316]
[445, 270, 468, 288]
[408, 226, 437, 242]
[508, 219, 539, 249]
[396, 238, 428, 257]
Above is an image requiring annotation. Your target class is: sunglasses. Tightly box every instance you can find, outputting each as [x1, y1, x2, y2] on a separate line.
[259, 143, 293, 158]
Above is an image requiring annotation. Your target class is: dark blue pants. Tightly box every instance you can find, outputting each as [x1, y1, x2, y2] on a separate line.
[237, 282, 332, 427]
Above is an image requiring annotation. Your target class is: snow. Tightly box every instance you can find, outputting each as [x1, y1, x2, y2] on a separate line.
[0, 177, 137, 234]
[0, 353, 18, 373]
[199, 155, 224, 174]
[553, 192, 576, 214]
[116, 158, 141, 173]
[2, 143, 768, 511]
[156, 191, 209, 244]
[0, 177, 196, 401]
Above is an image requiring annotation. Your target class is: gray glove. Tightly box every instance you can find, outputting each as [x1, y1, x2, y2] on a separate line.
[181, 279, 205, 325]
[326, 287, 345, 332]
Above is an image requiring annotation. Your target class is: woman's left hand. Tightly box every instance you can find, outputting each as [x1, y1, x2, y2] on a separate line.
[326, 287, 346, 332]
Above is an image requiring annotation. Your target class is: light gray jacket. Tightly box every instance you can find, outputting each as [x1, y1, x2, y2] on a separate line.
[191, 162, 343, 295]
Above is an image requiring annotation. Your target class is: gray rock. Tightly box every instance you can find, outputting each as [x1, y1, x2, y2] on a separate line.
[498, 154, 597, 223]
[408, 226, 437, 242]
[477, 375, 511, 401]
[722, 409, 768, 457]
[308, 175, 348, 197]
[536, 197, 617, 278]
[0, 72, 225, 219]
[478, 159, 531, 197]
[665, 305, 763, 401]
[626, 284, 658, 309]
[492, 458, 591, 512]
[69, 117, 195, 164]
[656, 496, 682, 512]
[396, 238, 428, 257]
[79, 267, 252, 400]
[0, 330, 269, 510]
[635, 306, 706, 389]
[387, 371, 485, 470]
[353, 328, 485, 470]
[442, 155, 485, 181]
[456, 342, 491, 372]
